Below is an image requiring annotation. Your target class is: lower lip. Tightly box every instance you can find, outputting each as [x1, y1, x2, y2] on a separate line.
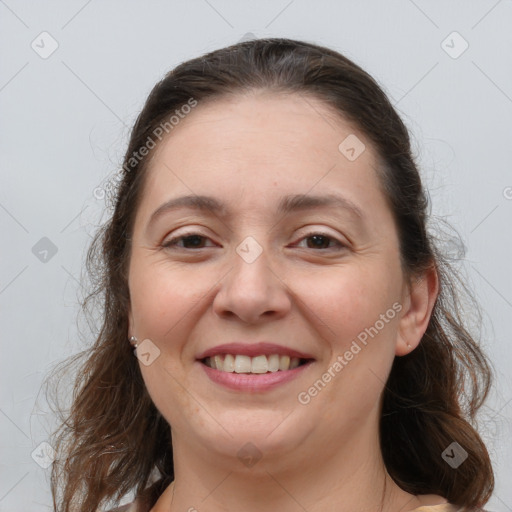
[198, 360, 314, 392]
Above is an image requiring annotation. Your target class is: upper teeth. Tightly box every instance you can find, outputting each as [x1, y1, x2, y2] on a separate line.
[205, 354, 301, 373]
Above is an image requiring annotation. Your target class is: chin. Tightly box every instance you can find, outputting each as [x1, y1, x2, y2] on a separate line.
[194, 414, 307, 460]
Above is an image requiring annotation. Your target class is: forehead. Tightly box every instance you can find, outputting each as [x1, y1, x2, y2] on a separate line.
[147, 92, 376, 179]
[154, 91, 361, 155]
[136, 91, 390, 231]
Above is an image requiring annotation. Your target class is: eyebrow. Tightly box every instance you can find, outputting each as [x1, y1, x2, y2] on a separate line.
[147, 193, 365, 228]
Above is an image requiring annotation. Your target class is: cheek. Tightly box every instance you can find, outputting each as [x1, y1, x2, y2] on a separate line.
[130, 263, 209, 423]
[298, 268, 400, 423]
[129, 260, 208, 341]
[295, 263, 398, 345]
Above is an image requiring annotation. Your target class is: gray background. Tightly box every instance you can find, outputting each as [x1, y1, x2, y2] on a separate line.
[1, 1, 511, 510]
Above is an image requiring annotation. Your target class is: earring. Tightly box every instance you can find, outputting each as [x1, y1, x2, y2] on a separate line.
[129, 336, 138, 349]
[406, 342, 412, 349]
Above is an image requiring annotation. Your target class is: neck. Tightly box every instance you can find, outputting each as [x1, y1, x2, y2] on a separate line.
[152, 420, 423, 512]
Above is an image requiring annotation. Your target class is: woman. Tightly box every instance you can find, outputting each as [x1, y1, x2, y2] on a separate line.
[48, 38, 494, 512]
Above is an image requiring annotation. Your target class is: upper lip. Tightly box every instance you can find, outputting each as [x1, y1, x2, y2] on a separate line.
[196, 342, 315, 360]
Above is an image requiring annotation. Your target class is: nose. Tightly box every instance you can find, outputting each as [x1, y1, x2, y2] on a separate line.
[212, 244, 292, 324]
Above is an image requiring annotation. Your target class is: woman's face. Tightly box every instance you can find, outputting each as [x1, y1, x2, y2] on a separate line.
[127, 92, 421, 467]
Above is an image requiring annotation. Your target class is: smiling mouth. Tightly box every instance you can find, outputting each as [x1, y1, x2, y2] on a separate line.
[201, 354, 313, 374]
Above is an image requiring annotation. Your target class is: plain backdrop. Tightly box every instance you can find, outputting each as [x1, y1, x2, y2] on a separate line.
[1, 1, 511, 510]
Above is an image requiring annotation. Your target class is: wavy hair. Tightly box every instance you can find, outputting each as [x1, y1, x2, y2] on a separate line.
[47, 38, 495, 512]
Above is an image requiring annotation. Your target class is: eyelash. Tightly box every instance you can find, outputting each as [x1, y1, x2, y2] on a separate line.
[162, 231, 346, 251]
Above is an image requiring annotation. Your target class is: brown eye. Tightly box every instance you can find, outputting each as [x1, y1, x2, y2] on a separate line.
[295, 232, 345, 250]
[306, 234, 332, 249]
[163, 233, 214, 249]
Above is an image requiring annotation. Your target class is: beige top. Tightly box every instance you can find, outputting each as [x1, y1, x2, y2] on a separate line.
[110, 501, 474, 512]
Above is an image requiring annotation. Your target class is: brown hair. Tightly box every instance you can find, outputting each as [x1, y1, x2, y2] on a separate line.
[47, 38, 494, 512]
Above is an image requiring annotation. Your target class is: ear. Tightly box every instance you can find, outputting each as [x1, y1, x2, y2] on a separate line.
[395, 265, 439, 356]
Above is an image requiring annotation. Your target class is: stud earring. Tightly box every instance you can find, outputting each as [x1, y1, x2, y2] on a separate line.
[129, 336, 138, 349]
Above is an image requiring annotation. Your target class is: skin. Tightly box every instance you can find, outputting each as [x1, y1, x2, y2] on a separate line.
[127, 91, 441, 512]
